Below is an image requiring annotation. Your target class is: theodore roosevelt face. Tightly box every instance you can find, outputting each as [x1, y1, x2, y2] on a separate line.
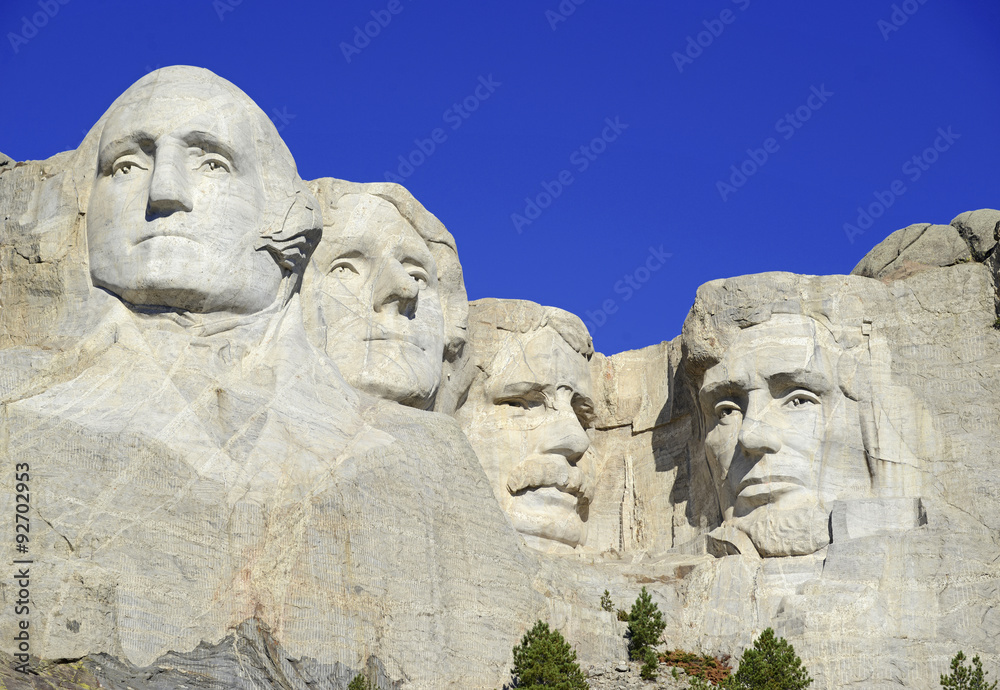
[464, 326, 596, 550]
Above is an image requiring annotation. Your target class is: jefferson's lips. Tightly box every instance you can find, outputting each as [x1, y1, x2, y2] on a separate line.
[364, 334, 426, 349]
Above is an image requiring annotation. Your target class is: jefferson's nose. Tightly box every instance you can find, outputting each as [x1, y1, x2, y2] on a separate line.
[372, 261, 419, 317]
[147, 147, 193, 216]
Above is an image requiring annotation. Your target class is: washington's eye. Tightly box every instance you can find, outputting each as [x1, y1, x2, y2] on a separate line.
[409, 271, 429, 287]
[785, 390, 820, 408]
[111, 158, 146, 177]
[714, 401, 742, 419]
[198, 158, 230, 173]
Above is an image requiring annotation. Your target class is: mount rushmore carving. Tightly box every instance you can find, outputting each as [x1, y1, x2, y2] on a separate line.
[1, 66, 998, 689]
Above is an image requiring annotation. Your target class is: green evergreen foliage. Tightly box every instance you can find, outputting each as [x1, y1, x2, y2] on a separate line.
[347, 672, 376, 690]
[941, 651, 998, 690]
[640, 647, 659, 680]
[626, 586, 666, 661]
[510, 620, 588, 690]
[725, 628, 812, 690]
[601, 589, 614, 612]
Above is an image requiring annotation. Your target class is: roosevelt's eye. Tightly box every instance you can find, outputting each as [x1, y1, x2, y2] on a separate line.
[784, 390, 820, 408]
[496, 393, 545, 411]
[111, 158, 147, 177]
[714, 401, 742, 420]
[198, 158, 230, 174]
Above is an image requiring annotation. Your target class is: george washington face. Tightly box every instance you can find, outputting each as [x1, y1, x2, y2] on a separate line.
[87, 79, 282, 315]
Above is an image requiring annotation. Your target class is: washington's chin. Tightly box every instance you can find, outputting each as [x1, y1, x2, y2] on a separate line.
[508, 489, 586, 549]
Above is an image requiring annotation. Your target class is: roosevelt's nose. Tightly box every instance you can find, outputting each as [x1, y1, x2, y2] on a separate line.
[147, 146, 193, 216]
[372, 261, 419, 317]
[738, 395, 782, 456]
[538, 410, 591, 465]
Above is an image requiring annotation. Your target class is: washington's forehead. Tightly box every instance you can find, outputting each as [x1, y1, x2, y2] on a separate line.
[103, 91, 250, 140]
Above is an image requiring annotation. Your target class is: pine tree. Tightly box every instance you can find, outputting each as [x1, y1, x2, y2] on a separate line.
[726, 628, 812, 690]
[510, 620, 588, 690]
[627, 586, 666, 660]
[347, 672, 376, 690]
[941, 651, 998, 690]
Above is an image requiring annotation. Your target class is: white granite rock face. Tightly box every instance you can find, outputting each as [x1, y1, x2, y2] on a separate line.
[2, 65, 999, 690]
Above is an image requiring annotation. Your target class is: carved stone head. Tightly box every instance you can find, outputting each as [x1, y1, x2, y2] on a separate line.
[302, 181, 468, 411]
[456, 298, 596, 552]
[84, 66, 320, 315]
[697, 313, 873, 556]
[683, 274, 928, 557]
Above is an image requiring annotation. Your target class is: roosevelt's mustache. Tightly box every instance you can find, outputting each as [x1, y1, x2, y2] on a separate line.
[506, 455, 593, 505]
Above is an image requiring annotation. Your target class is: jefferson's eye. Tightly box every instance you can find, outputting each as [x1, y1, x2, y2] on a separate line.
[410, 271, 428, 287]
[331, 262, 359, 279]
[714, 401, 742, 419]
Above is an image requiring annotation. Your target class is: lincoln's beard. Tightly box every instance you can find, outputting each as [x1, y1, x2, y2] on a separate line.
[731, 501, 831, 557]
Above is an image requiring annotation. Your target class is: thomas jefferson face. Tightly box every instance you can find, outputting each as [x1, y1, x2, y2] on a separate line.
[87, 79, 281, 314]
[463, 327, 595, 550]
[699, 315, 872, 556]
[311, 194, 445, 408]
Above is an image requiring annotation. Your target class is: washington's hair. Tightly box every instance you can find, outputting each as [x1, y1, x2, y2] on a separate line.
[74, 66, 322, 291]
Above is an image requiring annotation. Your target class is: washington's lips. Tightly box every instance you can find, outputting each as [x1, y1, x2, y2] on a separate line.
[507, 456, 593, 503]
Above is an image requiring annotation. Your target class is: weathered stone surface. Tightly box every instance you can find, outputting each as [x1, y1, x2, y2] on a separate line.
[3, 65, 999, 690]
[852, 222, 971, 279]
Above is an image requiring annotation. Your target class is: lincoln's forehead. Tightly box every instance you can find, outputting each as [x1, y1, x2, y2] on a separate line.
[702, 316, 840, 393]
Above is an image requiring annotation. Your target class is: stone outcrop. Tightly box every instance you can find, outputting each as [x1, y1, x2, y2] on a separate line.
[2, 66, 998, 689]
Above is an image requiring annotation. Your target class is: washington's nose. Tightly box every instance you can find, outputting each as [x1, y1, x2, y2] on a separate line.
[147, 148, 193, 216]
[372, 261, 419, 317]
[539, 413, 591, 464]
[738, 401, 782, 456]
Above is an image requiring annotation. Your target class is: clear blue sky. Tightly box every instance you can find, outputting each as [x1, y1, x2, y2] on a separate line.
[2, 0, 998, 355]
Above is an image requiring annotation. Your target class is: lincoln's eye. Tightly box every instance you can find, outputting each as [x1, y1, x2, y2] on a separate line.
[785, 390, 820, 408]
[714, 401, 741, 420]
